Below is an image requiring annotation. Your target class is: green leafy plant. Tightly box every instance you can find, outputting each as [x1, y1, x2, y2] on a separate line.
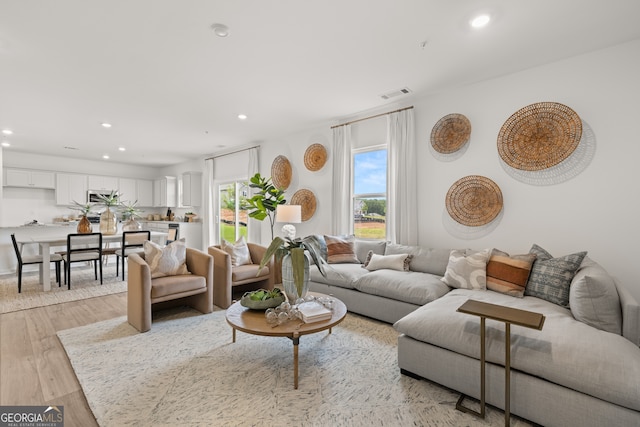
[245, 173, 286, 240]
[96, 190, 120, 208]
[259, 236, 327, 297]
[70, 200, 94, 216]
[119, 200, 144, 219]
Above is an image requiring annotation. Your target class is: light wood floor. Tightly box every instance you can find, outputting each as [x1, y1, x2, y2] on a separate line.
[0, 292, 127, 427]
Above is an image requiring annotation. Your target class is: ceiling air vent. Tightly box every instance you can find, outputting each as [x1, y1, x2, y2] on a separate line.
[380, 87, 411, 100]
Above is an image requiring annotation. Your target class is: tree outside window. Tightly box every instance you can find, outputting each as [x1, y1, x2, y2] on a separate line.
[352, 147, 387, 240]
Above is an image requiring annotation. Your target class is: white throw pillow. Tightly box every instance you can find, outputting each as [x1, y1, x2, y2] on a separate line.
[143, 238, 190, 278]
[221, 236, 252, 266]
[441, 248, 491, 290]
[363, 252, 412, 272]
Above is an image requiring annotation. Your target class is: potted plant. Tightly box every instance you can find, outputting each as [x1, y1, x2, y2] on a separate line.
[119, 200, 144, 231]
[259, 226, 327, 302]
[70, 200, 94, 233]
[246, 173, 286, 240]
[96, 190, 119, 235]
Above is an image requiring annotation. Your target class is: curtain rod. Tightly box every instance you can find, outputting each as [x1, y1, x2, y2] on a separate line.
[330, 105, 414, 129]
[206, 145, 260, 160]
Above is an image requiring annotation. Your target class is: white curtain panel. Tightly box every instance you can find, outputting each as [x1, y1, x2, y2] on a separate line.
[203, 158, 216, 248]
[331, 124, 352, 235]
[387, 109, 418, 245]
[247, 147, 260, 244]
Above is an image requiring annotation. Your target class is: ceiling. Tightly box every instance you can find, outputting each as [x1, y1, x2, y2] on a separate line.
[1, 0, 639, 167]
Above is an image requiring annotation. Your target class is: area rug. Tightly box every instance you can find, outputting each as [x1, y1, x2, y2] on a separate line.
[58, 309, 531, 427]
[0, 265, 126, 314]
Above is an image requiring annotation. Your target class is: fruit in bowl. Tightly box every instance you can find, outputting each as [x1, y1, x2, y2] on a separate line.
[240, 288, 285, 310]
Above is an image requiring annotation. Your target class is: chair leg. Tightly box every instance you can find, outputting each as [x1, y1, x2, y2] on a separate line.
[67, 262, 71, 290]
[116, 255, 120, 277]
[94, 260, 98, 280]
[56, 261, 61, 287]
[99, 259, 103, 284]
[121, 255, 126, 281]
[17, 264, 22, 293]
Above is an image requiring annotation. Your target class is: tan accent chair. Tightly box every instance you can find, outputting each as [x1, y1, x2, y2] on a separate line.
[208, 243, 274, 309]
[127, 248, 213, 332]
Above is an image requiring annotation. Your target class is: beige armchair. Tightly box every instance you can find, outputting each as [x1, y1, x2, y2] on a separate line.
[208, 243, 274, 309]
[127, 248, 213, 332]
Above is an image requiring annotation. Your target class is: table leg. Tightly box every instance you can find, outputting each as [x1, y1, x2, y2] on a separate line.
[505, 323, 511, 427]
[293, 332, 300, 389]
[40, 243, 52, 291]
[232, 327, 236, 343]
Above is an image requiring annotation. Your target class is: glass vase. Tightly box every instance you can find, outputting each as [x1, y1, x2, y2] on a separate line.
[281, 252, 310, 302]
[77, 215, 92, 234]
[99, 207, 117, 235]
[122, 217, 141, 231]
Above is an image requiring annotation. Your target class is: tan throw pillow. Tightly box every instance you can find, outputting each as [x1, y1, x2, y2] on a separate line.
[441, 248, 491, 290]
[324, 235, 360, 264]
[143, 238, 189, 278]
[363, 251, 412, 272]
[486, 249, 537, 297]
[221, 236, 252, 266]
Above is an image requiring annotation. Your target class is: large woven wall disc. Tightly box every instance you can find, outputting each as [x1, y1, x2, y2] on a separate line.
[430, 113, 471, 154]
[271, 155, 292, 190]
[290, 189, 316, 221]
[446, 175, 503, 227]
[497, 102, 582, 171]
[304, 143, 327, 171]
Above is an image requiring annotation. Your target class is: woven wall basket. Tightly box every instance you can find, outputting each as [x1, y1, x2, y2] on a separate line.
[290, 189, 316, 221]
[271, 155, 292, 190]
[304, 143, 327, 171]
[445, 175, 503, 227]
[497, 102, 582, 171]
[430, 113, 471, 154]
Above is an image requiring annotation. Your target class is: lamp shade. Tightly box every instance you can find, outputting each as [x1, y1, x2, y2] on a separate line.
[276, 204, 302, 224]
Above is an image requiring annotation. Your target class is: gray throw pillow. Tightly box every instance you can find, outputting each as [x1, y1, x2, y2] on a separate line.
[355, 240, 387, 264]
[441, 248, 491, 290]
[525, 244, 587, 307]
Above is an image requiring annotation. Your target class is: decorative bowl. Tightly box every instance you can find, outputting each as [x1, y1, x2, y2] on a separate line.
[240, 290, 285, 310]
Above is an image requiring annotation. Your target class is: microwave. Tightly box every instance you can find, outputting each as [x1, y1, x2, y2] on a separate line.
[87, 190, 119, 204]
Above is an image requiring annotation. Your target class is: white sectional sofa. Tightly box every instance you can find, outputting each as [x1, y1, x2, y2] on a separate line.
[306, 235, 640, 427]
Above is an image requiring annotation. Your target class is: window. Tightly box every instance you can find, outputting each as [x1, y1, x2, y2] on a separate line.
[218, 181, 249, 243]
[352, 147, 387, 240]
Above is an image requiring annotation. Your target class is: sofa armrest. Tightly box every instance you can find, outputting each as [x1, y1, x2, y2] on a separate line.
[208, 245, 233, 308]
[615, 279, 640, 346]
[127, 253, 153, 332]
[186, 247, 213, 282]
[248, 243, 274, 287]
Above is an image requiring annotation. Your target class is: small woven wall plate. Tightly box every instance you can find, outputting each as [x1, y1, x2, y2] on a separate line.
[271, 155, 292, 190]
[304, 143, 327, 171]
[430, 113, 471, 154]
[497, 102, 582, 171]
[445, 175, 503, 227]
[290, 189, 316, 221]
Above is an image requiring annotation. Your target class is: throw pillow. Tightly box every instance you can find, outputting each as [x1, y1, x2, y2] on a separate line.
[441, 248, 491, 290]
[221, 236, 252, 267]
[302, 235, 327, 264]
[324, 235, 360, 264]
[525, 244, 587, 307]
[355, 239, 387, 264]
[569, 257, 622, 335]
[363, 251, 412, 272]
[486, 249, 537, 297]
[144, 238, 190, 279]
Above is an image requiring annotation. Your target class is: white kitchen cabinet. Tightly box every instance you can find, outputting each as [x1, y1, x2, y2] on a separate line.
[137, 179, 153, 207]
[4, 168, 55, 189]
[181, 171, 202, 207]
[56, 173, 88, 205]
[153, 176, 176, 207]
[118, 178, 137, 203]
[88, 175, 118, 192]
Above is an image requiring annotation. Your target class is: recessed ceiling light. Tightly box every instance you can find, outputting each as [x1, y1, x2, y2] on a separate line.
[238, 114, 247, 120]
[470, 14, 491, 28]
[101, 122, 112, 128]
[2, 129, 13, 135]
[118, 147, 126, 151]
[103, 155, 110, 159]
[211, 23, 230, 37]
[1, 141, 10, 147]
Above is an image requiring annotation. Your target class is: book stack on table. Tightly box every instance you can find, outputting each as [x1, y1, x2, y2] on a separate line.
[298, 301, 332, 323]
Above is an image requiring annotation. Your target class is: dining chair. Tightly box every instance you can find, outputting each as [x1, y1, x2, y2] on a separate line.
[115, 230, 151, 281]
[10, 233, 62, 293]
[62, 232, 103, 289]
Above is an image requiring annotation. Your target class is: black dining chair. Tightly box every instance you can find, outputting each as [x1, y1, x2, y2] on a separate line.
[61, 232, 103, 289]
[10, 233, 62, 293]
[115, 230, 150, 280]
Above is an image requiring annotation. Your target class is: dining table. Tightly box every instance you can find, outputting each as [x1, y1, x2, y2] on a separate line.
[15, 231, 168, 291]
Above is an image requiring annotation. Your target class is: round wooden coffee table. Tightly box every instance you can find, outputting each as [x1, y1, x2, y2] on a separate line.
[225, 293, 347, 389]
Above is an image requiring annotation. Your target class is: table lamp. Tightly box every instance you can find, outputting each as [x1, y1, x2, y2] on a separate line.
[276, 205, 302, 239]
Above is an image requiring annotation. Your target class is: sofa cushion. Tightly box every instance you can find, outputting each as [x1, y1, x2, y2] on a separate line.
[221, 236, 252, 267]
[486, 249, 536, 297]
[355, 239, 387, 263]
[363, 252, 412, 272]
[151, 274, 205, 299]
[353, 269, 450, 305]
[309, 263, 366, 289]
[569, 257, 622, 335]
[231, 264, 269, 283]
[324, 235, 360, 264]
[525, 244, 587, 307]
[393, 288, 640, 412]
[144, 239, 190, 278]
[441, 248, 491, 290]
[385, 244, 451, 275]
